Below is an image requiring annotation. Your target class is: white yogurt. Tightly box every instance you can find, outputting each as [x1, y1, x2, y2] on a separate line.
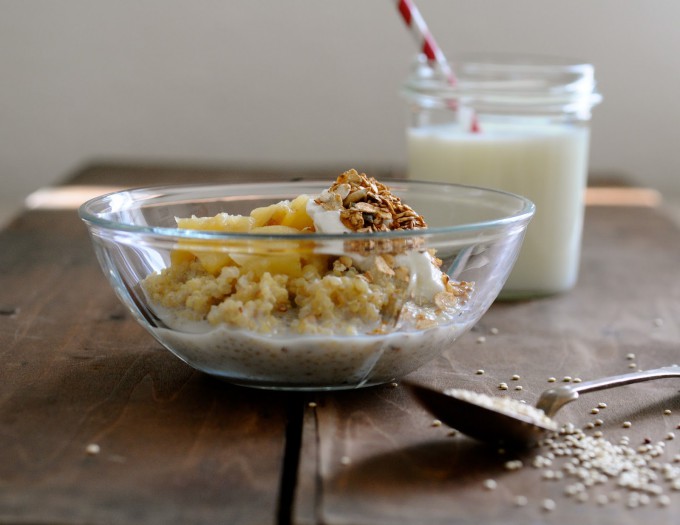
[395, 250, 445, 303]
[306, 199, 446, 303]
[408, 122, 590, 297]
[306, 198, 350, 234]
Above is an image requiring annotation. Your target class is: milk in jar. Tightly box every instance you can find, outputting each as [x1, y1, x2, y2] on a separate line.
[402, 54, 601, 297]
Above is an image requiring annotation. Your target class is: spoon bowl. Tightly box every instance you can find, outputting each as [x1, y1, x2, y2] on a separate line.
[406, 365, 680, 447]
[407, 382, 557, 447]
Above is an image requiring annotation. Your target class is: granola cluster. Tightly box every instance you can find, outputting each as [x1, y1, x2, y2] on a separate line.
[315, 169, 427, 232]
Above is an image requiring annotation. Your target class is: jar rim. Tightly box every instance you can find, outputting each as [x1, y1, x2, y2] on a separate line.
[402, 53, 602, 110]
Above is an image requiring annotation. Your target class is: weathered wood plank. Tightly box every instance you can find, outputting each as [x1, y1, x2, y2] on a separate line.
[6, 164, 680, 524]
[1, 163, 400, 524]
[295, 206, 680, 524]
[0, 209, 287, 524]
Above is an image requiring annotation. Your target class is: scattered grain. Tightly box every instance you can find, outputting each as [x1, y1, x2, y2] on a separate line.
[85, 443, 100, 455]
[483, 479, 497, 490]
[562, 376, 572, 382]
[475, 369, 485, 375]
[511, 374, 521, 381]
[533, 456, 552, 468]
[477, 336, 486, 344]
[505, 460, 524, 471]
[490, 327, 499, 335]
[664, 409, 672, 416]
[547, 377, 557, 383]
[623, 421, 632, 428]
[541, 498, 556, 511]
[529, 420, 680, 509]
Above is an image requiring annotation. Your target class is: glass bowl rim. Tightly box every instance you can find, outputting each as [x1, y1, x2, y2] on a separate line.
[78, 179, 535, 240]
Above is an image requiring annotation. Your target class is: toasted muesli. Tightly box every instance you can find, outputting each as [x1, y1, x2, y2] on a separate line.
[316, 169, 427, 233]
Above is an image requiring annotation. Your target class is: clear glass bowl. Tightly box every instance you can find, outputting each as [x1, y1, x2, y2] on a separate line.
[79, 180, 534, 390]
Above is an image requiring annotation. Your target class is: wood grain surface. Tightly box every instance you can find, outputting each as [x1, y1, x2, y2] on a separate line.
[0, 193, 291, 524]
[2, 164, 397, 525]
[294, 206, 680, 525]
[3, 164, 680, 524]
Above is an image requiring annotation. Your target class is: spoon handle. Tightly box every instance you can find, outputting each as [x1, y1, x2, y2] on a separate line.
[535, 365, 680, 417]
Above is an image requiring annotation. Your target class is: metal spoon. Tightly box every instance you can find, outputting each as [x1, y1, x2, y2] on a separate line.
[405, 365, 680, 447]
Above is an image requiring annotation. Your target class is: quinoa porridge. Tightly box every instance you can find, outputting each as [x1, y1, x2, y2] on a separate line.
[141, 170, 475, 387]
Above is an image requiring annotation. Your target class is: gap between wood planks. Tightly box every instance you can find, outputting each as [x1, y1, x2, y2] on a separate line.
[277, 394, 305, 525]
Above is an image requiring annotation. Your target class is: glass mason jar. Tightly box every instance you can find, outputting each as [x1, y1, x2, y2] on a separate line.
[402, 53, 602, 299]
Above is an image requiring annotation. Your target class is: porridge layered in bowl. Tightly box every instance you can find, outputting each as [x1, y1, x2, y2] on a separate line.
[80, 170, 534, 389]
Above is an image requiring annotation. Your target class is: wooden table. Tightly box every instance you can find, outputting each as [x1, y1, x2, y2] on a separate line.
[2, 164, 680, 524]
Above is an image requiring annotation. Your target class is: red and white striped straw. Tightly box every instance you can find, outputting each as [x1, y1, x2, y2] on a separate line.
[395, 0, 480, 132]
[396, 0, 456, 85]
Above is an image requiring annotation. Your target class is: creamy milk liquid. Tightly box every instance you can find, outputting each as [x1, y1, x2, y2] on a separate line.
[149, 317, 474, 387]
[408, 122, 590, 296]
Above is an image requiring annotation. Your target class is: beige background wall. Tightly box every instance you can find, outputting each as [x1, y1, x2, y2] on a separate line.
[2, 1, 679, 221]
